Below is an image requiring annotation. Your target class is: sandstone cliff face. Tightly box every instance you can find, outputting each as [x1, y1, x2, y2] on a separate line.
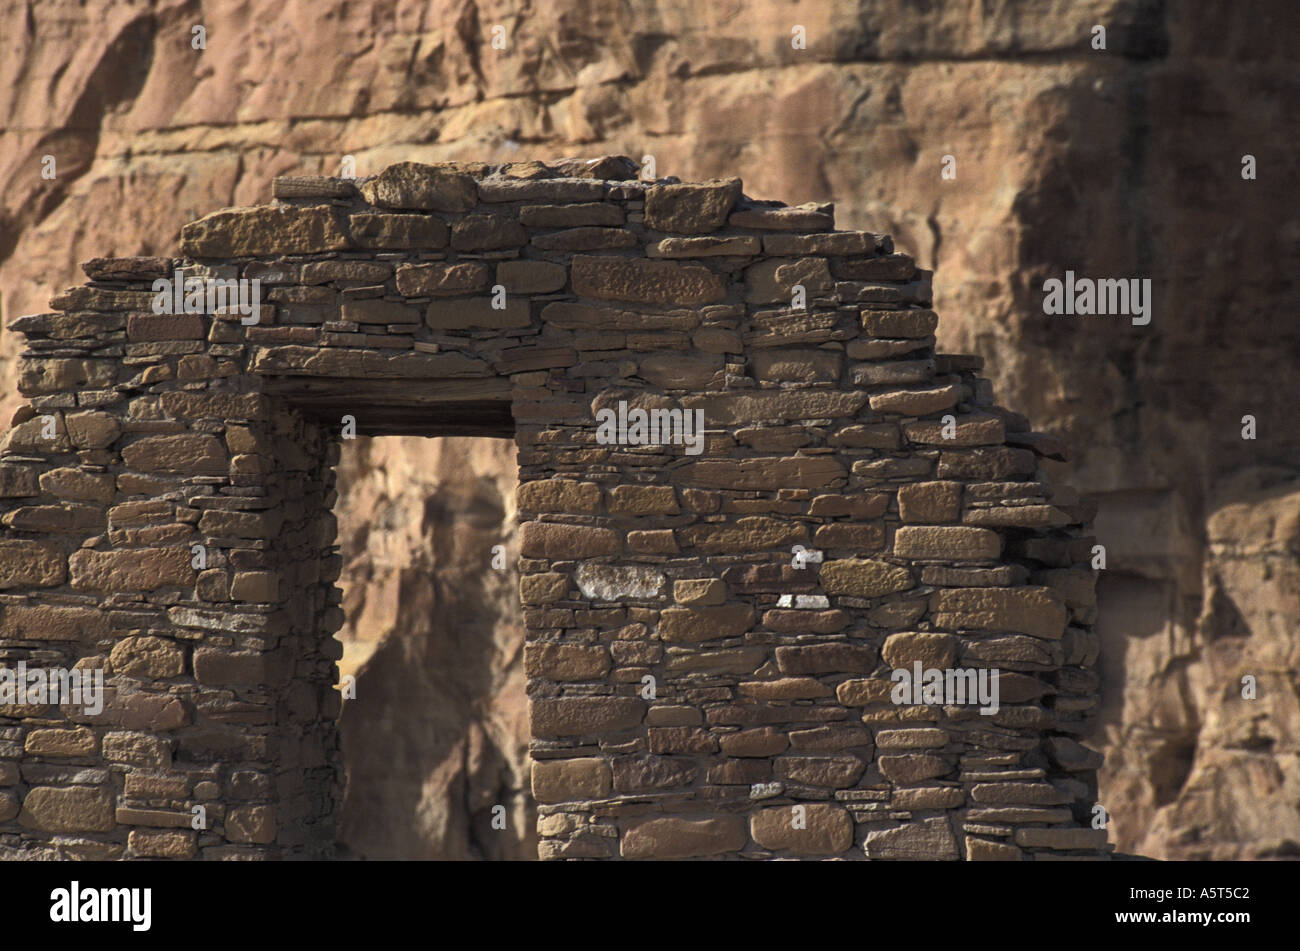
[1, 0, 1296, 858]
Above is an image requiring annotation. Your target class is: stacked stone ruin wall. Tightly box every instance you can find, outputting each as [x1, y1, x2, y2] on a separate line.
[0, 158, 1105, 860]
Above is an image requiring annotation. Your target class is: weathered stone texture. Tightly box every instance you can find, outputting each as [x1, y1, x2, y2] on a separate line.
[0, 157, 1106, 866]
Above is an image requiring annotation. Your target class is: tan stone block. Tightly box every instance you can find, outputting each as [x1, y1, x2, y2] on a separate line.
[648, 726, 717, 754]
[1013, 827, 1109, 850]
[894, 525, 1001, 561]
[729, 204, 833, 231]
[875, 728, 948, 750]
[2, 504, 103, 534]
[864, 817, 958, 859]
[673, 578, 725, 606]
[765, 231, 877, 255]
[881, 632, 959, 670]
[230, 571, 279, 602]
[348, 212, 448, 249]
[69, 548, 193, 592]
[775, 643, 874, 675]
[677, 516, 808, 554]
[750, 803, 852, 855]
[451, 214, 528, 250]
[663, 646, 765, 675]
[121, 434, 226, 474]
[537, 812, 582, 837]
[531, 227, 636, 251]
[18, 358, 116, 395]
[861, 309, 939, 338]
[878, 753, 949, 783]
[738, 677, 833, 699]
[966, 836, 1023, 860]
[129, 829, 197, 859]
[193, 648, 284, 686]
[683, 390, 866, 426]
[627, 530, 678, 554]
[518, 479, 603, 514]
[519, 522, 621, 559]
[0, 464, 40, 497]
[1, 604, 108, 641]
[521, 572, 569, 605]
[658, 604, 755, 643]
[751, 258, 836, 307]
[300, 259, 391, 283]
[933, 587, 1068, 639]
[837, 678, 895, 706]
[125, 772, 191, 798]
[819, 559, 914, 597]
[181, 205, 348, 257]
[636, 352, 721, 389]
[868, 384, 961, 416]
[812, 522, 885, 550]
[0, 537, 64, 589]
[198, 509, 282, 539]
[776, 755, 865, 788]
[966, 807, 1072, 824]
[525, 643, 612, 681]
[24, 727, 98, 757]
[964, 505, 1072, 528]
[751, 349, 842, 384]
[645, 705, 702, 727]
[971, 782, 1068, 805]
[894, 786, 965, 809]
[18, 786, 114, 833]
[679, 457, 846, 490]
[653, 236, 759, 258]
[39, 467, 115, 503]
[720, 727, 789, 757]
[64, 411, 121, 449]
[608, 485, 679, 516]
[227, 804, 276, 844]
[110, 635, 186, 679]
[530, 697, 645, 737]
[789, 724, 872, 751]
[358, 162, 477, 212]
[196, 568, 230, 602]
[904, 413, 1005, 447]
[126, 313, 205, 341]
[531, 758, 612, 803]
[114, 692, 188, 732]
[571, 255, 724, 305]
[395, 261, 490, 296]
[621, 815, 747, 859]
[761, 609, 850, 633]
[644, 179, 742, 233]
[808, 493, 888, 518]
[897, 481, 963, 523]
[103, 732, 172, 768]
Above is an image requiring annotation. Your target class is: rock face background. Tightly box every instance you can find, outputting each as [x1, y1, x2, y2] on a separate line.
[1, 0, 1296, 859]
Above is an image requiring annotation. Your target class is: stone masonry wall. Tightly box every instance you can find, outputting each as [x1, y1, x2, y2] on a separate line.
[0, 157, 1105, 860]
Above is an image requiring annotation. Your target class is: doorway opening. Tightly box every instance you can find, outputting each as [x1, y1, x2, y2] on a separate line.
[329, 432, 533, 860]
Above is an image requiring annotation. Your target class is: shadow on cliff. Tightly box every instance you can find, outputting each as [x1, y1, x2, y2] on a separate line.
[334, 465, 534, 860]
